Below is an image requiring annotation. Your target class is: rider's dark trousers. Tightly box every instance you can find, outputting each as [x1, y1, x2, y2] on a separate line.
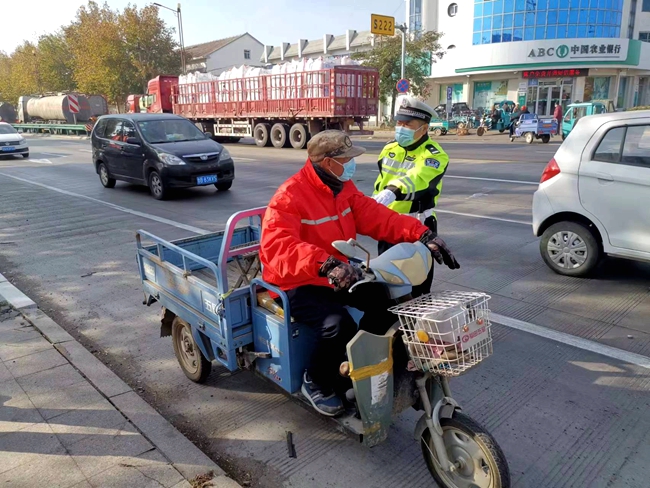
[286, 283, 396, 394]
[378, 215, 437, 298]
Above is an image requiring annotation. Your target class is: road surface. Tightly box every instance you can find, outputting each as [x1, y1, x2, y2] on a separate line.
[0, 135, 648, 487]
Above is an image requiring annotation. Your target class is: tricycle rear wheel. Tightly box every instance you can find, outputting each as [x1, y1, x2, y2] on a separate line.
[421, 412, 510, 488]
[541, 134, 550, 143]
[172, 317, 211, 383]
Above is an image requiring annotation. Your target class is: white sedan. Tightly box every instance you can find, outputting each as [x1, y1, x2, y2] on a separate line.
[0, 122, 29, 159]
[533, 110, 650, 277]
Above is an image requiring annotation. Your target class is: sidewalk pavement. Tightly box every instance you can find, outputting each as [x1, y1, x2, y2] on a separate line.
[0, 272, 241, 488]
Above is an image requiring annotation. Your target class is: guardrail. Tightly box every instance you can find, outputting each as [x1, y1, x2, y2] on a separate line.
[11, 123, 90, 136]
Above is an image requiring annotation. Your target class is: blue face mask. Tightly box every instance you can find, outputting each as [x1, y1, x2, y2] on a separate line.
[395, 125, 423, 147]
[331, 158, 356, 182]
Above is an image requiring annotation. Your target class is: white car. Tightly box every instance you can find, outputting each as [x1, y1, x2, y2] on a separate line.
[0, 122, 29, 159]
[533, 110, 650, 277]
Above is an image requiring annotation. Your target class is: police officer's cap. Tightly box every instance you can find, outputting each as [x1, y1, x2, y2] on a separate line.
[395, 96, 434, 123]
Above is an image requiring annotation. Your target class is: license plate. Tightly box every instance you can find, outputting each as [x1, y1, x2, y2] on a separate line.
[196, 175, 217, 185]
[1, 146, 15, 152]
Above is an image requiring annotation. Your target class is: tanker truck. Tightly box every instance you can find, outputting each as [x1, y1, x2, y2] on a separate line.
[0, 103, 17, 123]
[17, 94, 108, 124]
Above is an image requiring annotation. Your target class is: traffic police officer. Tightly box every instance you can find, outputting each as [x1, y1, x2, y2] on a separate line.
[373, 95, 450, 297]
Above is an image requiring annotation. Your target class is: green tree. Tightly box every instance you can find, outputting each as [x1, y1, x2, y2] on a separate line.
[37, 32, 76, 93]
[65, 1, 129, 109]
[5, 42, 40, 101]
[0, 52, 12, 102]
[119, 4, 180, 94]
[353, 31, 444, 118]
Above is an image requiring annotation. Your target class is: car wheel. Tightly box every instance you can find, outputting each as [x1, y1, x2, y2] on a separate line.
[22, 153, 29, 159]
[98, 163, 116, 188]
[540, 221, 600, 277]
[214, 181, 232, 191]
[148, 170, 168, 200]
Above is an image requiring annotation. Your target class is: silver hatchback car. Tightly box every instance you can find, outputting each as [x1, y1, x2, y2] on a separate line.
[533, 110, 650, 277]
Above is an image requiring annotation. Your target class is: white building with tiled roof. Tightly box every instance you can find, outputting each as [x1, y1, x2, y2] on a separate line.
[261, 30, 376, 63]
[185, 33, 265, 75]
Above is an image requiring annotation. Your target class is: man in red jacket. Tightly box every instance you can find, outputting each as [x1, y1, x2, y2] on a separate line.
[260, 130, 459, 416]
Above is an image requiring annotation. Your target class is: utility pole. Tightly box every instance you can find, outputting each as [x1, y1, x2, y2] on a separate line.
[397, 23, 407, 80]
[154, 2, 186, 74]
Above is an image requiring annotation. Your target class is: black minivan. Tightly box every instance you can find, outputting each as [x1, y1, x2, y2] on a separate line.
[91, 113, 235, 200]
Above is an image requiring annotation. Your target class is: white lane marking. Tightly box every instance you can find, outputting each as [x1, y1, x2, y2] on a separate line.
[28, 159, 52, 164]
[232, 157, 258, 162]
[80, 149, 93, 153]
[435, 209, 530, 225]
[445, 175, 538, 186]
[0, 172, 210, 235]
[492, 313, 650, 370]
[37, 152, 66, 157]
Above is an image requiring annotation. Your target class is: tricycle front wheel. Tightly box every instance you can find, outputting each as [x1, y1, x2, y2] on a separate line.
[525, 132, 535, 144]
[421, 412, 510, 488]
[172, 317, 212, 383]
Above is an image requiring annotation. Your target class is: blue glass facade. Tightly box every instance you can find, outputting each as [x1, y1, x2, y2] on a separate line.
[473, 0, 624, 46]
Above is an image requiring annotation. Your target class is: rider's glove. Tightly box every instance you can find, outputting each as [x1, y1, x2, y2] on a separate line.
[319, 256, 363, 292]
[419, 230, 460, 270]
[373, 189, 397, 206]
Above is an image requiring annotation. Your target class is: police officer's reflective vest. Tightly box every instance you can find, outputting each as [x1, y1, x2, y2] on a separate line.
[373, 137, 449, 216]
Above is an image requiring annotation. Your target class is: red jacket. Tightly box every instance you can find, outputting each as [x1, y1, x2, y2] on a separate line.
[260, 160, 430, 291]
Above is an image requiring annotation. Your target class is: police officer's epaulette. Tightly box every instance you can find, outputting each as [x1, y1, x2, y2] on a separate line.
[426, 144, 441, 155]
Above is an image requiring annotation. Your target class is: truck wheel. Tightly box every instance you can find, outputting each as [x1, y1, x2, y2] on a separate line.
[432, 128, 443, 137]
[254, 123, 271, 147]
[289, 123, 308, 149]
[271, 123, 289, 148]
[525, 132, 535, 144]
[541, 134, 550, 143]
[171, 317, 211, 383]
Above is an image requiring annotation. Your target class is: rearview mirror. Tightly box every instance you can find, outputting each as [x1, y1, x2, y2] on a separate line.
[126, 137, 141, 145]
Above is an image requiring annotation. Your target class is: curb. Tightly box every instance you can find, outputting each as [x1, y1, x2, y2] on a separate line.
[0, 272, 241, 488]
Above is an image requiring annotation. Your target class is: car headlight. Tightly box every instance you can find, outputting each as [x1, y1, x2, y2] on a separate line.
[18, 138, 26, 146]
[219, 147, 231, 160]
[158, 152, 185, 165]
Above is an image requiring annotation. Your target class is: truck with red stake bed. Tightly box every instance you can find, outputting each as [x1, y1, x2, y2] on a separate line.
[139, 66, 379, 149]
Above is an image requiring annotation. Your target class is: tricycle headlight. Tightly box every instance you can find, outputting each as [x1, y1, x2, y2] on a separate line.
[158, 152, 186, 165]
[219, 147, 231, 161]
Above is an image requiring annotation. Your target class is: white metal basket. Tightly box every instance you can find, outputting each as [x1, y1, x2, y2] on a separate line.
[389, 291, 493, 376]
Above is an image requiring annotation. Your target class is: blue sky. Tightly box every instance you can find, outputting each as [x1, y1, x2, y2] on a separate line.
[1, 0, 406, 54]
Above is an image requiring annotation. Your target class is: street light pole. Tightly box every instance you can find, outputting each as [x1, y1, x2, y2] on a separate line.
[397, 23, 407, 80]
[154, 2, 186, 74]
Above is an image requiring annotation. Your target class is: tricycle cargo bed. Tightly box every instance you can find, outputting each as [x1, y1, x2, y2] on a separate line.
[136, 208, 265, 371]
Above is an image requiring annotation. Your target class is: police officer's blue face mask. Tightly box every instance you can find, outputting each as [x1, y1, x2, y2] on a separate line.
[395, 124, 426, 147]
[330, 158, 356, 182]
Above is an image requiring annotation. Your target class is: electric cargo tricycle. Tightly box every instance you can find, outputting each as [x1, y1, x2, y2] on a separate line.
[136, 207, 511, 487]
[510, 113, 557, 144]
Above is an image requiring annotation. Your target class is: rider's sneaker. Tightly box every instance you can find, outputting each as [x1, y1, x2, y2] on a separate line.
[301, 372, 344, 417]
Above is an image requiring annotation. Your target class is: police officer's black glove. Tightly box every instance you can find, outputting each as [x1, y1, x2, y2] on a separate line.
[319, 257, 364, 292]
[419, 230, 460, 270]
